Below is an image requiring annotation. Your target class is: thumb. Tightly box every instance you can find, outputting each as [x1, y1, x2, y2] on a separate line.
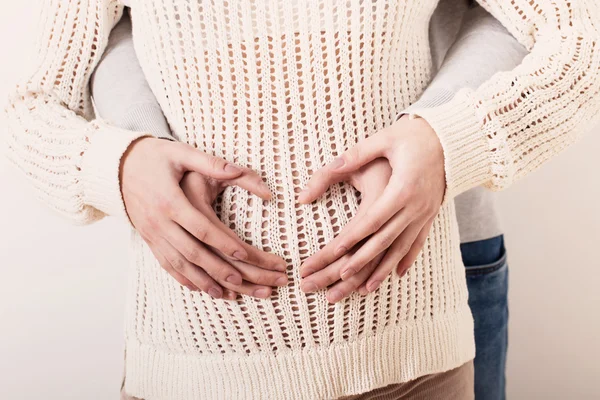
[298, 133, 386, 204]
[329, 133, 386, 174]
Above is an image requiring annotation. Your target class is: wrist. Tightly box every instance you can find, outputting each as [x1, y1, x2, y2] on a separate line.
[402, 91, 489, 203]
[80, 121, 152, 221]
[119, 137, 159, 222]
[388, 114, 447, 202]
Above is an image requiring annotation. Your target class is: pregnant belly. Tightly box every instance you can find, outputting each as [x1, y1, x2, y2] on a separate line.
[215, 177, 362, 268]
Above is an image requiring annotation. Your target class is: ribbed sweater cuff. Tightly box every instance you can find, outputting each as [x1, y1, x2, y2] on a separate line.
[396, 88, 456, 121]
[81, 121, 151, 220]
[118, 103, 174, 141]
[406, 90, 490, 204]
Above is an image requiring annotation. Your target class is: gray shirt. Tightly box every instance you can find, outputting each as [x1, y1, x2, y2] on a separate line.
[91, 2, 527, 244]
[412, 3, 529, 243]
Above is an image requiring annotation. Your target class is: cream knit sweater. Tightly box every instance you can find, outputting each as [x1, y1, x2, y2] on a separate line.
[5, 1, 600, 399]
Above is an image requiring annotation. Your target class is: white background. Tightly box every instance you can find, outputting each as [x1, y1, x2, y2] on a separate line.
[1, 3, 599, 400]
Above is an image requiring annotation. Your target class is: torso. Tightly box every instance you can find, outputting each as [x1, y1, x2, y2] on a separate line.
[120, 2, 474, 398]
[128, 0, 437, 275]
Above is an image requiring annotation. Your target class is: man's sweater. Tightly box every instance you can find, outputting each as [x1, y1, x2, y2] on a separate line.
[5, 0, 599, 399]
[91, 3, 528, 245]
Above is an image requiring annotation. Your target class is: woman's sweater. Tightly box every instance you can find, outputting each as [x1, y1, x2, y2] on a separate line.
[91, 3, 528, 245]
[5, 1, 600, 399]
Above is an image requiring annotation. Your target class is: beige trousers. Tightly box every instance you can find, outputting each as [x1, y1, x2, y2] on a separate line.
[121, 360, 474, 400]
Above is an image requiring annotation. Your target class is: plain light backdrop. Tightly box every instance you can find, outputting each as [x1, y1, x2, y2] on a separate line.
[1, 3, 598, 400]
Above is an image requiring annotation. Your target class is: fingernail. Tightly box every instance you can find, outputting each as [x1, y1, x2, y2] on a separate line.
[300, 267, 314, 278]
[208, 287, 223, 298]
[330, 157, 345, 169]
[254, 288, 272, 298]
[226, 274, 242, 285]
[277, 260, 288, 271]
[367, 280, 382, 293]
[301, 281, 318, 293]
[328, 290, 343, 303]
[275, 276, 288, 286]
[224, 163, 242, 173]
[233, 250, 248, 261]
[263, 188, 273, 200]
[225, 290, 237, 300]
[334, 246, 348, 258]
[297, 189, 309, 203]
[341, 268, 355, 280]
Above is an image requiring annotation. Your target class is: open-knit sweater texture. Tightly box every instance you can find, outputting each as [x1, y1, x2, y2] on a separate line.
[5, 1, 600, 399]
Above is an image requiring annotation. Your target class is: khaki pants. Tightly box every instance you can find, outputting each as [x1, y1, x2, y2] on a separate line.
[121, 360, 474, 400]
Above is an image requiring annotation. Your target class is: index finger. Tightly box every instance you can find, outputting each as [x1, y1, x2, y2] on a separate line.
[301, 177, 404, 276]
[330, 179, 406, 258]
[299, 133, 387, 203]
[226, 167, 273, 201]
[171, 191, 252, 261]
[193, 195, 289, 272]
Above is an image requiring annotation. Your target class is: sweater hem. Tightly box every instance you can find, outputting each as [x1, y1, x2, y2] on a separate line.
[123, 307, 475, 400]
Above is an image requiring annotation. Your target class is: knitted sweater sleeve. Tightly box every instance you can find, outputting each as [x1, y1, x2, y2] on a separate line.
[410, 0, 600, 201]
[4, 0, 150, 224]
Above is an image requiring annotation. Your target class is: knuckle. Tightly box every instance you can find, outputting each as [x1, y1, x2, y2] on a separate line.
[417, 200, 429, 213]
[414, 200, 429, 215]
[156, 195, 173, 213]
[378, 232, 395, 248]
[383, 131, 396, 146]
[222, 241, 239, 256]
[402, 183, 417, 198]
[171, 257, 186, 273]
[183, 246, 201, 262]
[426, 202, 439, 216]
[367, 259, 381, 271]
[213, 265, 232, 283]
[252, 271, 269, 284]
[367, 218, 383, 234]
[398, 244, 411, 257]
[208, 156, 222, 171]
[192, 226, 209, 242]
[144, 215, 161, 232]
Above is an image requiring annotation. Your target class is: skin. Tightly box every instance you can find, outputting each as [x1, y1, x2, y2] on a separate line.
[298, 115, 447, 303]
[120, 137, 289, 300]
[120, 115, 445, 304]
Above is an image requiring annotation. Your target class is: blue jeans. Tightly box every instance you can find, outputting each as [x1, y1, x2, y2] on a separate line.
[461, 235, 508, 400]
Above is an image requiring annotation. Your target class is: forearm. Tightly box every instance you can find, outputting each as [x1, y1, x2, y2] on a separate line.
[91, 10, 172, 139]
[412, 0, 600, 201]
[4, 0, 149, 223]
